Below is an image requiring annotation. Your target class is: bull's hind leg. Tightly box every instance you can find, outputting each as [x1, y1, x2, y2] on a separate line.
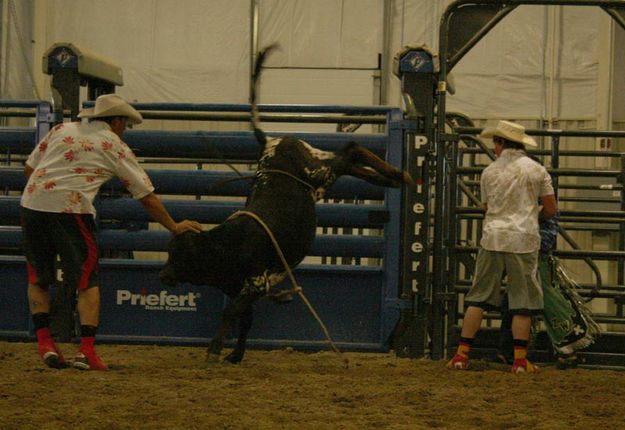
[207, 288, 262, 364]
[223, 304, 254, 364]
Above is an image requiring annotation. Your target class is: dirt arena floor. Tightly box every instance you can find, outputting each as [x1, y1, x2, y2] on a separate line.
[1, 341, 624, 430]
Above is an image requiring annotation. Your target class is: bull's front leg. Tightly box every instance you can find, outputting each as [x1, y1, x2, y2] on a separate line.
[159, 262, 178, 287]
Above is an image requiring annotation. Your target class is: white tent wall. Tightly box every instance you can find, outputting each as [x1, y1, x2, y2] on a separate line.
[2, 0, 617, 125]
[399, 3, 602, 121]
[256, 0, 383, 133]
[445, 5, 556, 120]
[258, 0, 381, 69]
[383, 2, 611, 122]
[0, 0, 37, 102]
[37, 0, 251, 105]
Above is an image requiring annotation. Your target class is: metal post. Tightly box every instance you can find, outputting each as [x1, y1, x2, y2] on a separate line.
[0, 0, 9, 102]
[379, 0, 392, 107]
[391, 47, 436, 358]
[249, 0, 259, 106]
[444, 134, 461, 359]
[551, 135, 560, 197]
[35, 101, 53, 143]
[619, 155, 625, 286]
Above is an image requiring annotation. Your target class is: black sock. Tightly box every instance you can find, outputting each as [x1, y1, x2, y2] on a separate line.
[32, 312, 50, 331]
[513, 339, 528, 348]
[80, 325, 98, 338]
[459, 336, 474, 346]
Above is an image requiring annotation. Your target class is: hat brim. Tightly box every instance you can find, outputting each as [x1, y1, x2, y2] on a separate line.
[480, 127, 537, 147]
[77, 108, 94, 118]
[78, 105, 143, 125]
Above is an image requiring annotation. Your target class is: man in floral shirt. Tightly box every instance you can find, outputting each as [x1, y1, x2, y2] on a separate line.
[21, 94, 202, 370]
[447, 120, 557, 374]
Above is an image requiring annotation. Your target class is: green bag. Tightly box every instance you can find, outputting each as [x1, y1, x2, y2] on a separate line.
[541, 255, 601, 354]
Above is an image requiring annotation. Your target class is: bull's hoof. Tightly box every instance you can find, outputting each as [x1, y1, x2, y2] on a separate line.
[159, 266, 177, 287]
[223, 352, 243, 364]
[206, 353, 221, 365]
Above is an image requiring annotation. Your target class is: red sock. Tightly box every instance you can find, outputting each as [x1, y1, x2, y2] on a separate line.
[80, 336, 96, 352]
[36, 327, 53, 343]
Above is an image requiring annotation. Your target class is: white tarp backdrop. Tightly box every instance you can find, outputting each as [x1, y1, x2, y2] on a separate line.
[1, 0, 614, 121]
[1, 0, 37, 100]
[43, 0, 252, 104]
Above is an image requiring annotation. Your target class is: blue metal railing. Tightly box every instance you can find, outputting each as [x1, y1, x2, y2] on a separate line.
[0, 101, 405, 350]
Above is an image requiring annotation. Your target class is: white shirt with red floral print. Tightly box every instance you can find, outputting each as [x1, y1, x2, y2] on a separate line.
[21, 121, 154, 216]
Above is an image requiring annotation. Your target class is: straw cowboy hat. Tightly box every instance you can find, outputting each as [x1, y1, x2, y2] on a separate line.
[78, 94, 143, 125]
[480, 120, 536, 147]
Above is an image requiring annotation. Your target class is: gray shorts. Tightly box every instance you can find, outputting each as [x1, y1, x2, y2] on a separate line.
[465, 248, 543, 315]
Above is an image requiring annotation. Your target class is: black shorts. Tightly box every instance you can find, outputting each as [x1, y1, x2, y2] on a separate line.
[21, 207, 99, 290]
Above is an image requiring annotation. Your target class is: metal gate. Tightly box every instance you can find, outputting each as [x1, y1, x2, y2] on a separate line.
[0, 101, 406, 351]
[435, 0, 625, 366]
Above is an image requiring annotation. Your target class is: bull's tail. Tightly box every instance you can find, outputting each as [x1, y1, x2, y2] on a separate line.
[251, 44, 278, 147]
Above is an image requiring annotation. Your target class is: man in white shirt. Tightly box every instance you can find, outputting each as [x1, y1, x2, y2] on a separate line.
[447, 120, 557, 373]
[21, 94, 202, 370]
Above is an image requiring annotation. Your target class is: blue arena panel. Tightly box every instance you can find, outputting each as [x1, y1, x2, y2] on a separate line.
[83, 101, 395, 115]
[0, 128, 37, 153]
[124, 130, 389, 159]
[95, 260, 384, 349]
[0, 197, 391, 229]
[0, 167, 389, 200]
[0, 228, 386, 258]
[97, 260, 225, 340]
[95, 198, 391, 229]
[248, 265, 384, 346]
[97, 231, 385, 257]
[0, 257, 31, 339]
[0, 99, 45, 108]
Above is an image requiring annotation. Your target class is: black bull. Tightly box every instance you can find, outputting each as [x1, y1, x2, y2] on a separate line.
[159, 47, 412, 364]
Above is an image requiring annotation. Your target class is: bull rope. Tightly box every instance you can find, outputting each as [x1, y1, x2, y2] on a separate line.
[227, 209, 350, 368]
